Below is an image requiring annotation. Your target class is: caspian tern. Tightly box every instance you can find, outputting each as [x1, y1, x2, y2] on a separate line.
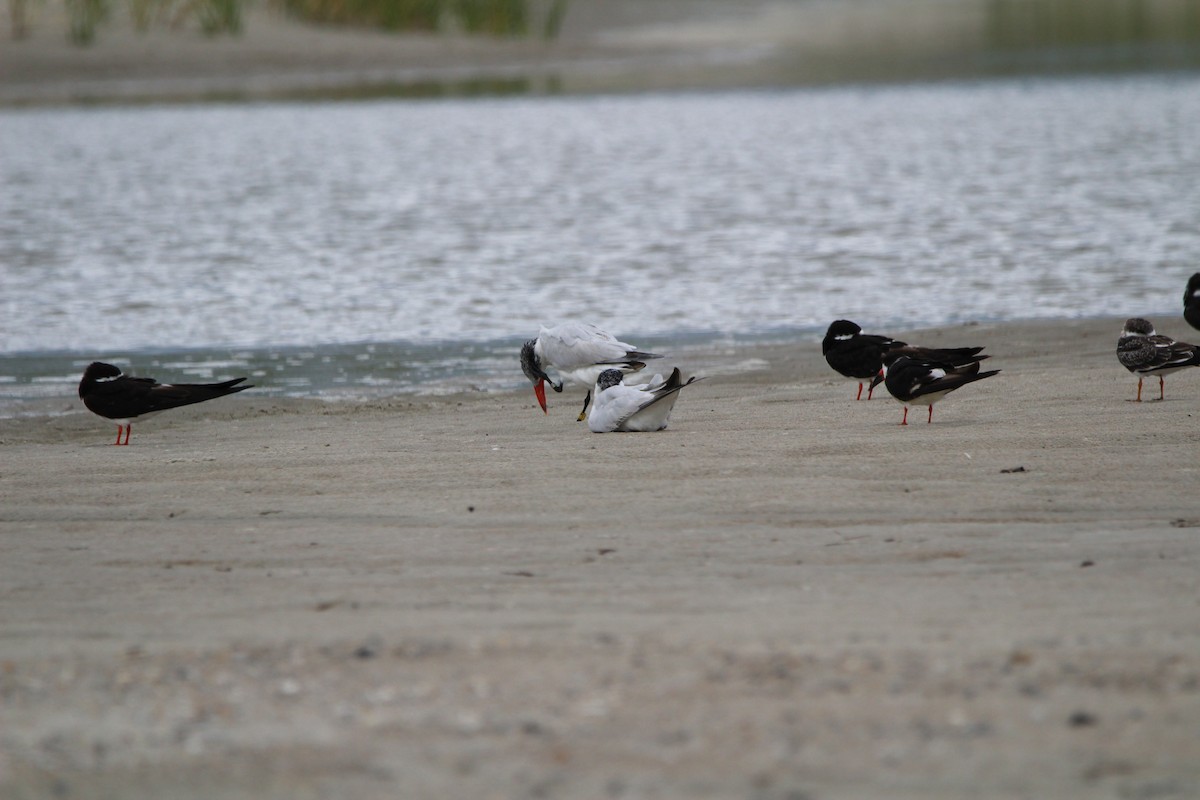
[520, 322, 663, 418]
[1116, 318, 1200, 402]
[587, 367, 702, 433]
[822, 320, 988, 401]
[1184, 273, 1200, 331]
[78, 361, 252, 445]
[880, 353, 1000, 425]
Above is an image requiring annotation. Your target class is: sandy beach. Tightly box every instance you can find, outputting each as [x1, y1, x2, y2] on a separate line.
[3, 317, 1199, 798]
[4, 3, 1200, 796]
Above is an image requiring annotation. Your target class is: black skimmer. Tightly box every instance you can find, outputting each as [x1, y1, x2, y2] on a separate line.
[1116, 318, 1200, 402]
[822, 320, 989, 400]
[520, 322, 663, 419]
[822, 320, 905, 400]
[880, 352, 1000, 425]
[1184, 273, 1200, 331]
[78, 361, 252, 445]
[587, 367, 703, 432]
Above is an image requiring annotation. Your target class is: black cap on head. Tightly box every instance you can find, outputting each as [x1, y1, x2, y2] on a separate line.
[83, 362, 122, 381]
[826, 320, 862, 338]
[520, 340, 547, 385]
[596, 369, 624, 392]
[1122, 318, 1155, 336]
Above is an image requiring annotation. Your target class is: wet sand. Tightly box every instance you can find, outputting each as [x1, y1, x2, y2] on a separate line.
[3, 317, 1200, 798]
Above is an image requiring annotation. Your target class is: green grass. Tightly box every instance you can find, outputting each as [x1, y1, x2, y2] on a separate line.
[986, 0, 1200, 48]
[51, 0, 567, 45]
[275, 0, 566, 37]
[195, 0, 243, 35]
[279, 0, 441, 31]
[66, 0, 111, 44]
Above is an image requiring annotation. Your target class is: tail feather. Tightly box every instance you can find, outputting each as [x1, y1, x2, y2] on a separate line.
[176, 377, 249, 391]
[912, 368, 999, 400]
[954, 368, 1001, 388]
[919, 347, 988, 365]
[150, 380, 253, 411]
[886, 344, 988, 365]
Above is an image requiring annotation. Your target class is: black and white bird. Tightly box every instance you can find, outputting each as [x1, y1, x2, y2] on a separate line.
[879, 353, 1000, 425]
[1184, 273, 1200, 331]
[1116, 317, 1200, 402]
[520, 322, 663, 419]
[822, 320, 905, 401]
[822, 320, 989, 401]
[78, 361, 252, 445]
[587, 367, 702, 433]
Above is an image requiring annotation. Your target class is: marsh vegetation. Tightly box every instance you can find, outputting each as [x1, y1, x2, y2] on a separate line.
[986, 0, 1200, 48]
[8, 0, 568, 44]
[275, 0, 567, 36]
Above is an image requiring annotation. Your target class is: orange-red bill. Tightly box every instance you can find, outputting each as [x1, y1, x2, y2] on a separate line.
[534, 380, 548, 413]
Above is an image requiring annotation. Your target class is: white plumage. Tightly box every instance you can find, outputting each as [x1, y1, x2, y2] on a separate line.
[520, 322, 662, 416]
[587, 368, 702, 433]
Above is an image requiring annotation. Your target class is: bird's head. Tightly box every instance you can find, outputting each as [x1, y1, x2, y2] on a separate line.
[520, 339, 561, 413]
[823, 319, 862, 354]
[879, 350, 906, 376]
[1121, 318, 1155, 338]
[596, 369, 624, 393]
[79, 361, 122, 398]
[826, 320, 862, 339]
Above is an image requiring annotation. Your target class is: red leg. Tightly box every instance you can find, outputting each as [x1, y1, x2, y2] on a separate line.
[121, 425, 131, 446]
[1158, 375, 1165, 401]
[927, 405, 934, 424]
[855, 382, 863, 401]
[900, 407, 908, 426]
[866, 384, 874, 400]
[113, 426, 123, 445]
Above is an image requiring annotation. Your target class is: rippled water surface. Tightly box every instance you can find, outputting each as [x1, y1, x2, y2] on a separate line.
[2, 74, 1198, 411]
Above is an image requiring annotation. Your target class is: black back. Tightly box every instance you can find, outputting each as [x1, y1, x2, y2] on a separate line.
[822, 320, 906, 381]
[1185, 273, 1200, 332]
[79, 361, 251, 420]
[883, 356, 999, 403]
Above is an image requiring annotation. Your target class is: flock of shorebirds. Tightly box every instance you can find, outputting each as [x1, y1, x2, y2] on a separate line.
[77, 274, 1200, 444]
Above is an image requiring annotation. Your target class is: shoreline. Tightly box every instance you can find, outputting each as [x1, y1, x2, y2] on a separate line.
[4, 1, 1200, 106]
[0, 311, 1185, 420]
[3, 315, 1200, 797]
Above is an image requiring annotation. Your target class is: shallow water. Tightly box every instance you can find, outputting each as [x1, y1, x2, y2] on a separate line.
[1, 73, 1198, 413]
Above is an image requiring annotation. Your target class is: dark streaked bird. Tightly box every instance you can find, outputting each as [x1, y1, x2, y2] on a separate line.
[78, 361, 252, 445]
[880, 353, 1000, 425]
[822, 319, 989, 401]
[1116, 317, 1200, 402]
[520, 322, 663, 419]
[587, 367, 703, 433]
[1184, 273, 1200, 331]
